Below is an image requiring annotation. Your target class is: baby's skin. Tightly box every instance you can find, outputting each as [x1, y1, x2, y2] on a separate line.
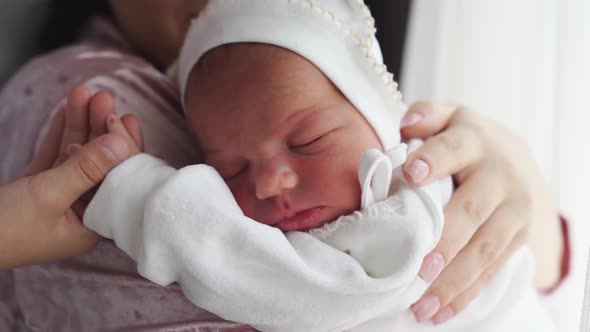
[63, 43, 385, 232]
[184, 43, 383, 231]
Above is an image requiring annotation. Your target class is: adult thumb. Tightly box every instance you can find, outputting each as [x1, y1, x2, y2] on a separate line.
[45, 134, 130, 206]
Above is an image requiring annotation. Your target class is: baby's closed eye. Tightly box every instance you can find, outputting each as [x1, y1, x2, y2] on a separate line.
[211, 159, 249, 180]
[289, 129, 339, 155]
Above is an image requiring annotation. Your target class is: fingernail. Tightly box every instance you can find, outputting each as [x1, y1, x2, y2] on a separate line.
[419, 252, 445, 283]
[432, 306, 454, 325]
[401, 112, 423, 128]
[411, 295, 441, 322]
[100, 135, 128, 163]
[66, 143, 82, 156]
[404, 159, 429, 183]
[106, 114, 118, 128]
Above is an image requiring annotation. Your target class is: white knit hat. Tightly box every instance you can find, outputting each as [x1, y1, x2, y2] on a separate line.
[178, 0, 406, 150]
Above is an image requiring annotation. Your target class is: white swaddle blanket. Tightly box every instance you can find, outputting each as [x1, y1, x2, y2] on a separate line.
[84, 140, 553, 332]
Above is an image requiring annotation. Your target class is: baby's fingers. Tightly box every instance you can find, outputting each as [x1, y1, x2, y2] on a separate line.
[121, 114, 144, 152]
[106, 114, 142, 156]
[69, 113, 140, 220]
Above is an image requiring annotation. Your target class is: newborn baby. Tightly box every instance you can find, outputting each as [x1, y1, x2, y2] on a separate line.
[84, 0, 554, 331]
[184, 43, 385, 232]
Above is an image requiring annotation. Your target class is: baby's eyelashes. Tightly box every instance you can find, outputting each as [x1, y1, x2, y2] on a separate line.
[212, 160, 249, 181]
[290, 135, 322, 148]
[289, 133, 330, 155]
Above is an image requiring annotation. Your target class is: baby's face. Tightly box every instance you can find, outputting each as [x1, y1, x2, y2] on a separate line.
[185, 44, 381, 231]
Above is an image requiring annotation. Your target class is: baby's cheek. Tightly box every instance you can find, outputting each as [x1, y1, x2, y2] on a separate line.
[227, 181, 254, 216]
[311, 159, 361, 211]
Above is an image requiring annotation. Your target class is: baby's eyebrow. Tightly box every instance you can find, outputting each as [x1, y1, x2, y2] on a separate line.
[282, 106, 333, 127]
[286, 106, 342, 132]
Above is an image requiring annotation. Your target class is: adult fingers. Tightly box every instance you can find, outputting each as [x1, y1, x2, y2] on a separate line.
[71, 199, 88, 221]
[69, 182, 99, 220]
[60, 209, 102, 248]
[431, 199, 524, 302]
[59, 86, 91, 154]
[51, 209, 102, 261]
[0, 208, 101, 270]
[25, 107, 66, 176]
[400, 102, 458, 139]
[39, 133, 130, 208]
[402, 116, 485, 185]
[412, 200, 525, 323]
[89, 91, 115, 140]
[120, 114, 144, 152]
[431, 230, 526, 325]
[418, 167, 507, 283]
[70, 114, 141, 220]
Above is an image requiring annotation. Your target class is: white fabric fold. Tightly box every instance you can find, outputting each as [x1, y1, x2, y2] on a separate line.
[84, 141, 553, 332]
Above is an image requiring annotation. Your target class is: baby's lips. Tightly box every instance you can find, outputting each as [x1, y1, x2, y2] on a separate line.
[274, 207, 327, 232]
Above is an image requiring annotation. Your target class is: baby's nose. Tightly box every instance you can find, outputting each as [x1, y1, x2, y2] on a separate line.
[255, 164, 298, 200]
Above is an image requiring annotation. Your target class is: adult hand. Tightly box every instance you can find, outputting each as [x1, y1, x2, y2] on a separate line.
[401, 102, 563, 324]
[0, 87, 143, 270]
[54, 86, 144, 166]
[47, 86, 144, 217]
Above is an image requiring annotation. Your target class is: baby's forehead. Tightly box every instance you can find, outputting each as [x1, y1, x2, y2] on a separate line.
[187, 42, 348, 114]
[195, 43, 312, 76]
[185, 42, 363, 151]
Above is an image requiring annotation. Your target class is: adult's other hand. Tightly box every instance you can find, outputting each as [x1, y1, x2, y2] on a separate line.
[0, 96, 139, 270]
[401, 102, 563, 324]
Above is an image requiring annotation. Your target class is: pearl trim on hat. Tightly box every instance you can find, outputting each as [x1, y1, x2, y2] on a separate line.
[208, 0, 406, 113]
[298, 0, 405, 110]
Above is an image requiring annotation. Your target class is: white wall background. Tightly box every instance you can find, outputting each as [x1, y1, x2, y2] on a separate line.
[402, 1, 590, 330]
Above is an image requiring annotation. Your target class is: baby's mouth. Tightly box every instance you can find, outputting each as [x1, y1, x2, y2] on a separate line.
[273, 207, 328, 232]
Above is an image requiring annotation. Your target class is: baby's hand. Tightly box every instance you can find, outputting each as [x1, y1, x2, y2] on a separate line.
[56, 86, 144, 217]
[103, 110, 143, 158]
[85, 88, 143, 156]
[56, 86, 144, 162]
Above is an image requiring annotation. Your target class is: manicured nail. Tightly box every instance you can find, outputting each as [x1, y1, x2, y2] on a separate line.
[432, 306, 454, 325]
[401, 112, 423, 128]
[404, 159, 429, 183]
[411, 295, 441, 322]
[419, 252, 445, 283]
[100, 135, 128, 163]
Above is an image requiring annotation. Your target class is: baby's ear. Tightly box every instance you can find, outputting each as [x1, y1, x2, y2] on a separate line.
[166, 59, 180, 89]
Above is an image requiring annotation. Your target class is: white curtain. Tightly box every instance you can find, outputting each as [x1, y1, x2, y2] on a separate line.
[401, 0, 590, 330]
